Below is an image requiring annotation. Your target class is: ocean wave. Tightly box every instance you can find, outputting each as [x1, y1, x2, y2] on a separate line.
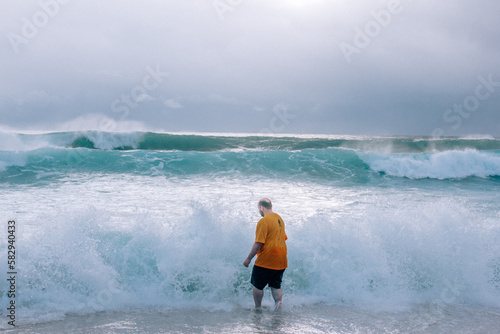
[2, 131, 500, 153]
[0, 147, 370, 185]
[3, 131, 500, 184]
[2, 145, 500, 184]
[360, 149, 500, 179]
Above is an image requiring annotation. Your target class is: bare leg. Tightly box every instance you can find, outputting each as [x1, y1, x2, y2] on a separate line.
[252, 286, 264, 310]
[270, 288, 282, 310]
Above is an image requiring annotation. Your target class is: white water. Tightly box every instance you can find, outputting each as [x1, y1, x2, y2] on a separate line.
[1, 172, 499, 329]
[360, 149, 500, 179]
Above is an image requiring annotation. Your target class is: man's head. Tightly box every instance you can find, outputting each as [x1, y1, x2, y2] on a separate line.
[258, 198, 273, 217]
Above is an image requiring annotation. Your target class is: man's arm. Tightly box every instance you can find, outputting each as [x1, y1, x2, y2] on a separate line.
[243, 242, 264, 267]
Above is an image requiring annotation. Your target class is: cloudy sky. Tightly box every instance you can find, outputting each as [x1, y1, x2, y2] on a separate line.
[1, 0, 499, 136]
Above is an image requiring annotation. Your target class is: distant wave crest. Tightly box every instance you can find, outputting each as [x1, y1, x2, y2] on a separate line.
[360, 149, 500, 179]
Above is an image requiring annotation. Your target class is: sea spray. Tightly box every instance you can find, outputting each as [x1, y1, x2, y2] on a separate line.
[359, 149, 500, 179]
[2, 194, 499, 325]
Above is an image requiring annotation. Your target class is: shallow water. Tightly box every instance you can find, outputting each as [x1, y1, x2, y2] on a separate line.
[6, 304, 500, 334]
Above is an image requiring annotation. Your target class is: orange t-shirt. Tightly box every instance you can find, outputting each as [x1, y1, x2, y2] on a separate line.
[254, 213, 288, 270]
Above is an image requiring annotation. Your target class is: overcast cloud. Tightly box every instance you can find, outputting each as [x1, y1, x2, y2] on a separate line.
[1, 0, 499, 136]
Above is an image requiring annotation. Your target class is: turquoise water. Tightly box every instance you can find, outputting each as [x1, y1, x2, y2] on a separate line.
[1, 131, 499, 331]
[2, 131, 500, 184]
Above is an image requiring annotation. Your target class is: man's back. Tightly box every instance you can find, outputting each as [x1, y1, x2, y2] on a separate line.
[255, 213, 288, 270]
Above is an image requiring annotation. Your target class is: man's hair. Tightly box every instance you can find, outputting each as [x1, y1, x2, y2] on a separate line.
[258, 198, 272, 209]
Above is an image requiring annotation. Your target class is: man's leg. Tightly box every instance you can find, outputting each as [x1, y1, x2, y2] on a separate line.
[252, 286, 264, 309]
[270, 287, 282, 309]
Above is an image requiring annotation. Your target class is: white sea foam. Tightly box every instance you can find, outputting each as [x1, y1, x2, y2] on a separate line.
[1, 173, 499, 328]
[360, 149, 500, 179]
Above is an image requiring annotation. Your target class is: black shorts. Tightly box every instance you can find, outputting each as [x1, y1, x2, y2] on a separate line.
[251, 265, 285, 290]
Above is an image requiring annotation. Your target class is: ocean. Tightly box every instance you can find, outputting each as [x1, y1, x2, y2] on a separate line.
[1, 131, 499, 333]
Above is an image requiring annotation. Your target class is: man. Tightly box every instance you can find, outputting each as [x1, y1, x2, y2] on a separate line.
[243, 198, 288, 311]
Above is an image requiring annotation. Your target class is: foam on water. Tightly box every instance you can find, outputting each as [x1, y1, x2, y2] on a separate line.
[1, 177, 499, 327]
[359, 149, 500, 179]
